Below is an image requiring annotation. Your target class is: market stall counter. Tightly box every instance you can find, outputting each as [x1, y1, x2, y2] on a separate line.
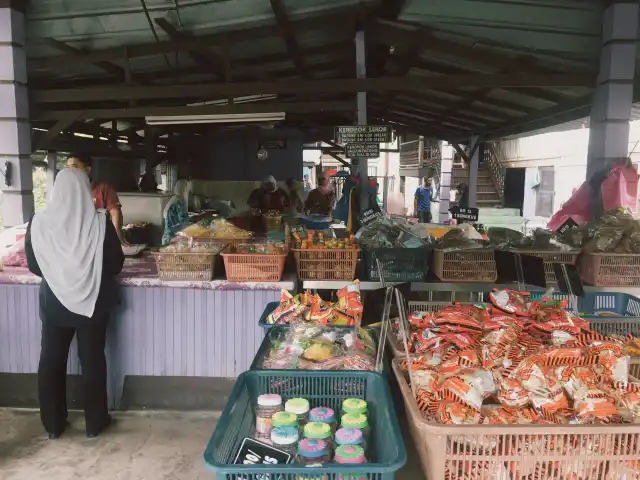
[0, 255, 295, 409]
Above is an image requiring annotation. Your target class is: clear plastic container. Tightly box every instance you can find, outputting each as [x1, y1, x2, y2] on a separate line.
[272, 411, 298, 429]
[285, 397, 310, 432]
[340, 413, 369, 453]
[309, 407, 338, 435]
[270, 426, 299, 457]
[303, 421, 334, 454]
[255, 393, 283, 442]
[335, 445, 367, 480]
[342, 398, 367, 416]
[297, 438, 332, 465]
[335, 427, 365, 451]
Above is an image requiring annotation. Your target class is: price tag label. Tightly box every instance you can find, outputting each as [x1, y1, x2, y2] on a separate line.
[359, 208, 382, 226]
[449, 206, 479, 222]
[556, 217, 578, 234]
[233, 437, 292, 480]
[290, 224, 305, 234]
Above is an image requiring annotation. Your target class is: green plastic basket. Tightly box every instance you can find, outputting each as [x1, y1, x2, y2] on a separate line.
[203, 370, 406, 479]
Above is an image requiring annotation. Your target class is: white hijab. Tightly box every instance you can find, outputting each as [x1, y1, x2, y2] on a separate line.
[31, 168, 106, 317]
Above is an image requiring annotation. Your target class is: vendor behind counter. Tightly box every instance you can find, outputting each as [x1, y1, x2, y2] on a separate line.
[247, 175, 289, 213]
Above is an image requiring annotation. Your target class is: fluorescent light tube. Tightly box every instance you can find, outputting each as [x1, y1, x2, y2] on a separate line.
[145, 112, 286, 125]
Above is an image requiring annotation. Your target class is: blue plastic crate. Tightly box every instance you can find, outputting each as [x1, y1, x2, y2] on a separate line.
[251, 325, 388, 375]
[203, 370, 406, 479]
[529, 292, 640, 317]
[300, 215, 333, 231]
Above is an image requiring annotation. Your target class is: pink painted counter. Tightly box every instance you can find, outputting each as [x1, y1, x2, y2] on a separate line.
[0, 255, 296, 408]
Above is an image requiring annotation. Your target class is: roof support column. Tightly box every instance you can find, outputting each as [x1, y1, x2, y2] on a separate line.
[0, 3, 33, 227]
[355, 30, 369, 214]
[468, 136, 480, 208]
[586, 1, 639, 181]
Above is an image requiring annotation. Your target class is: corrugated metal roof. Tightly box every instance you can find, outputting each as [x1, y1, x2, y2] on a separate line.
[21, 0, 629, 144]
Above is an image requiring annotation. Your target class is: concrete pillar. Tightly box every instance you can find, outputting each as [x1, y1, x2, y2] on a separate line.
[355, 31, 369, 214]
[468, 136, 480, 208]
[0, 2, 33, 227]
[586, 1, 639, 180]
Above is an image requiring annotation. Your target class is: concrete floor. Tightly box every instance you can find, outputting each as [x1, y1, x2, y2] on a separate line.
[0, 409, 424, 480]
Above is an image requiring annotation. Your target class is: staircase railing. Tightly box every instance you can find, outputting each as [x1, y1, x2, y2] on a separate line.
[485, 142, 506, 202]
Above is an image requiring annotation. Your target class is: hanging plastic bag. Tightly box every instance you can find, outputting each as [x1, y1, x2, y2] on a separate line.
[1, 237, 28, 268]
[601, 163, 638, 212]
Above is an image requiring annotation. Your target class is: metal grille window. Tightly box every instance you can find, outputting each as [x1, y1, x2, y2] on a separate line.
[535, 167, 555, 217]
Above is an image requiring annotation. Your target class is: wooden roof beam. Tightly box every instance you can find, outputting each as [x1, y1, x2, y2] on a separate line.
[270, 0, 308, 78]
[32, 74, 595, 104]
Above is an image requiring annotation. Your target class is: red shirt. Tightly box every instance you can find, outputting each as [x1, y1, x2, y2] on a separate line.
[91, 182, 121, 211]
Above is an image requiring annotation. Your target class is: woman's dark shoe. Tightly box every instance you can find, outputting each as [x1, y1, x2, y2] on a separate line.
[48, 421, 70, 440]
[87, 414, 112, 438]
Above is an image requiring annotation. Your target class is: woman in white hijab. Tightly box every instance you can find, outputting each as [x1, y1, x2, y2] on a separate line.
[25, 168, 124, 439]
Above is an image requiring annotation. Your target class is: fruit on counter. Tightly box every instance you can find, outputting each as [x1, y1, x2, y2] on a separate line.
[292, 231, 357, 250]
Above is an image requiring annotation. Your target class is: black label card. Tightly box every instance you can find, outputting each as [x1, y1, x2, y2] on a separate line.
[450, 206, 479, 222]
[553, 263, 584, 297]
[359, 208, 382, 226]
[234, 437, 292, 466]
[556, 217, 578, 235]
[290, 224, 305, 234]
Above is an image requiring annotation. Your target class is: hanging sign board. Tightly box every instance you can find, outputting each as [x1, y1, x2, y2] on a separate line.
[335, 125, 392, 144]
[345, 142, 380, 159]
[556, 217, 579, 235]
[449, 206, 479, 222]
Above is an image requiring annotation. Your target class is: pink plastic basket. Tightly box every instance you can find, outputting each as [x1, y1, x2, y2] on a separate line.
[392, 359, 640, 480]
[221, 251, 287, 282]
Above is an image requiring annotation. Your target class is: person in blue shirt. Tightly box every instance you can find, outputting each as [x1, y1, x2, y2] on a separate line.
[414, 176, 436, 223]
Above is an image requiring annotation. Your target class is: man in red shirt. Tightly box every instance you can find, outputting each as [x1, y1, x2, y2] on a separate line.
[66, 154, 126, 243]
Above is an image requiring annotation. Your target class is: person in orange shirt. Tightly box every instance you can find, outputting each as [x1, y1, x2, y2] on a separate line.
[66, 154, 126, 244]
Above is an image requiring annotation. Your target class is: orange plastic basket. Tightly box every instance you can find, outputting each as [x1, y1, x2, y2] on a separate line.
[221, 250, 287, 282]
[579, 252, 640, 286]
[392, 359, 640, 480]
[433, 248, 497, 283]
[292, 248, 359, 281]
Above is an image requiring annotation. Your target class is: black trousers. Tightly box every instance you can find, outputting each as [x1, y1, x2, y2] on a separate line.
[38, 321, 108, 435]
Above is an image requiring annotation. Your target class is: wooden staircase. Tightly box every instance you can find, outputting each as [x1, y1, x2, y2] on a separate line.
[451, 163, 502, 207]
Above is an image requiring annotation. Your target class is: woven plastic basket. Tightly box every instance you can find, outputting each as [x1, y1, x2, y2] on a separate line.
[221, 250, 287, 282]
[152, 251, 216, 281]
[392, 358, 640, 480]
[433, 248, 497, 283]
[510, 248, 579, 286]
[579, 252, 640, 286]
[363, 247, 428, 282]
[292, 248, 359, 281]
[203, 370, 406, 480]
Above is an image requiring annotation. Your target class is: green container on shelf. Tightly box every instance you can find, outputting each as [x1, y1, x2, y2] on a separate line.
[203, 370, 406, 480]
